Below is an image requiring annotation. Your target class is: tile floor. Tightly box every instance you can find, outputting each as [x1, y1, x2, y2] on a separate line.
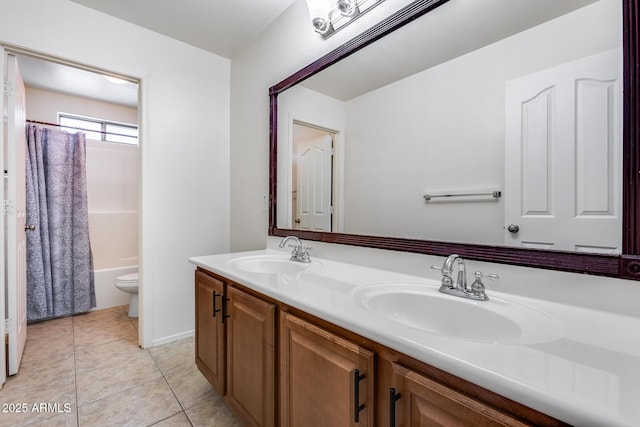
[0, 305, 241, 426]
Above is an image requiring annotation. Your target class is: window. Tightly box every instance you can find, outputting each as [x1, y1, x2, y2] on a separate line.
[59, 113, 138, 145]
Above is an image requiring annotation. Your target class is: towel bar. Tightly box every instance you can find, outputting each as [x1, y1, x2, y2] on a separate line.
[423, 191, 502, 201]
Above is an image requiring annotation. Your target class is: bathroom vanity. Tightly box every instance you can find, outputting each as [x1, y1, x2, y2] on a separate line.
[189, 250, 640, 427]
[193, 0, 640, 424]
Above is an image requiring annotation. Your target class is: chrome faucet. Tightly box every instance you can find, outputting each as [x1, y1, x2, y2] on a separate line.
[278, 236, 312, 263]
[431, 254, 498, 301]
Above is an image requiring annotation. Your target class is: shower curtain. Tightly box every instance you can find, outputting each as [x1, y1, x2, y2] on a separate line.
[25, 124, 95, 322]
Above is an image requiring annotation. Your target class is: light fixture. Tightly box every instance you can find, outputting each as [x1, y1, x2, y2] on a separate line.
[306, 0, 332, 34]
[305, 0, 385, 38]
[103, 75, 128, 85]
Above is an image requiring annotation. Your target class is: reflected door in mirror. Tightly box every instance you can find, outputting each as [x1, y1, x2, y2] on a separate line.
[293, 123, 334, 231]
[505, 48, 621, 254]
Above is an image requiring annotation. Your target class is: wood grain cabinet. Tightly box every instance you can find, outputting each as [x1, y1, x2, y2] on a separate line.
[195, 268, 565, 427]
[194, 270, 276, 427]
[280, 312, 375, 427]
[195, 270, 225, 394]
[389, 363, 529, 427]
[225, 285, 276, 427]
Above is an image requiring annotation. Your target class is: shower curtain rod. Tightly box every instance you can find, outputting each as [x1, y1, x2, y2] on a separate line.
[26, 119, 136, 139]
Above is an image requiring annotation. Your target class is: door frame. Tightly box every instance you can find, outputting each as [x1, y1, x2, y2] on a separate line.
[0, 44, 146, 362]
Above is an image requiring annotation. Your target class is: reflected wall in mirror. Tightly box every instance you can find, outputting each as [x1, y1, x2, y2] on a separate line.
[270, 0, 640, 280]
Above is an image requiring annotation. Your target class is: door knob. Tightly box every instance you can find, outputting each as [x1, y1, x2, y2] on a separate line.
[507, 224, 519, 233]
[24, 224, 35, 231]
[294, 218, 301, 224]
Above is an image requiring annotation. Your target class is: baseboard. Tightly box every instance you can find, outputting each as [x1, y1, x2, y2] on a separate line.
[151, 329, 194, 347]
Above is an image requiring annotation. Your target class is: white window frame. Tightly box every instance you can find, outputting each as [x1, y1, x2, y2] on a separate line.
[58, 113, 138, 145]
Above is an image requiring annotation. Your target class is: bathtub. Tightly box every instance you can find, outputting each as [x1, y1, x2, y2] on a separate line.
[93, 263, 138, 311]
[88, 210, 138, 311]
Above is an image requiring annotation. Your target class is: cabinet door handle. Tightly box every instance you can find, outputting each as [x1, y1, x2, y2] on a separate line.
[389, 387, 401, 427]
[354, 369, 366, 423]
[221, 296, 230, 323]
[212, 291, 221, 318]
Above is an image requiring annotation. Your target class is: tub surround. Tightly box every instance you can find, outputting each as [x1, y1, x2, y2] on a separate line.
[190, 247, 640, 427]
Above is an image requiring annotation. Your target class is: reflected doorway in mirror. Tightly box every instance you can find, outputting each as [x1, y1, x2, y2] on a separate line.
[293, 122, 336, 232]
[505, 48, 622, 254]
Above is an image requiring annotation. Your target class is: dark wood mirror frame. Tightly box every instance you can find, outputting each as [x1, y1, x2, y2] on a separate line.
[269, 0, 640, 281]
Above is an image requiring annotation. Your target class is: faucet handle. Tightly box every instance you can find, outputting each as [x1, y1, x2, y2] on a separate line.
[470, 271, 499, 300]
[474, 271, 499, 281]
[297, 246, 312, 263]
[430, 265, 454, 287]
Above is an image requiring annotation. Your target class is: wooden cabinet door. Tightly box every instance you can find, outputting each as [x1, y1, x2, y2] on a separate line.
[226, 286, 276, 427]
[390, 363, 528, 427]
[195, 271, 225, 395]
[280, 313, 375, 427]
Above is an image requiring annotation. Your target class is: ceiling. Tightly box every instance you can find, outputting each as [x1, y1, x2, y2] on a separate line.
[17, 0, 298, 109]
[68, 0, 297, 59]
[16, 0, 602, 109]
[17, 54, 140, 108]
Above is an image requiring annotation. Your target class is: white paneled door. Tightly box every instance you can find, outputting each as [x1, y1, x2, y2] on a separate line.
[505, 49, 622, 253]
[296, 132, 333, 232]
[4, 51, 28, 376]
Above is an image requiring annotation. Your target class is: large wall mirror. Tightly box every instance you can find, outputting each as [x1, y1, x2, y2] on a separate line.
[269, 0, 640, 281]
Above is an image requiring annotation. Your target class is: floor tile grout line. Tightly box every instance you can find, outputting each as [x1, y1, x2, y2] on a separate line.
[150, 349, 186, 411]
[132, 308, 197, 426]
[71, 324, 140, 356]
[75, 375, 164, 411]
[15, 318, 76, 427]
[73, 340, 162, 408]
[147, 343, 196, 426]
[71, 308, 147, 422]
[15, 308, 209, 427]
[146, 408, 192, 427]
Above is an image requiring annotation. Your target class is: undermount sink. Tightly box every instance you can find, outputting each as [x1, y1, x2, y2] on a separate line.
[228, 254, 314, 274]
[352, 282, 562, 344]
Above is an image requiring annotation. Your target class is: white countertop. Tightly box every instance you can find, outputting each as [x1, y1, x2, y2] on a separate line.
[189, 249, 640, 427]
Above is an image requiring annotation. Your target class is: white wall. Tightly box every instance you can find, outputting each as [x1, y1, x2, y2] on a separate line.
[1, 0, 231, 347]
[25, 86, 137, 124]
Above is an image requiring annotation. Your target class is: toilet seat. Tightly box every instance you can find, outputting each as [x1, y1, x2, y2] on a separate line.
[116, 273, 138, 284]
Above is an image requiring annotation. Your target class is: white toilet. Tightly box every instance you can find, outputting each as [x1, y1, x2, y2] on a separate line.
[115, 273, 139, 317]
